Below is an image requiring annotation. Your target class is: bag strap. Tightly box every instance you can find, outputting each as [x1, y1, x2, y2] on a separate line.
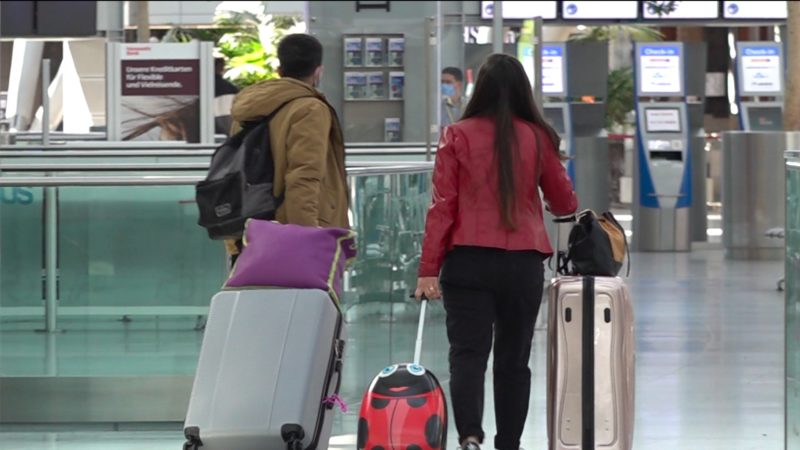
[556, 250, 571, 276]
[602, 211, 631, 277]
[551, 214, 577, 276]
[239, 97, 316, 207]
[239, 97, 305, 129]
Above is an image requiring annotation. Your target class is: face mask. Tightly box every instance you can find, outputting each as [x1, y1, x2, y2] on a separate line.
[441, 83, 455, 98]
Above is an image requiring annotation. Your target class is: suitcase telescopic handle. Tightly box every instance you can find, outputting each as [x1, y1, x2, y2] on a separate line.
[409, 294, 430, 366]
[414, 296, 429, 366]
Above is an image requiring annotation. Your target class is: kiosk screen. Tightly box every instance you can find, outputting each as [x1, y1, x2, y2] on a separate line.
[645, 108, 682, 133]
[747, 106, 783, 131]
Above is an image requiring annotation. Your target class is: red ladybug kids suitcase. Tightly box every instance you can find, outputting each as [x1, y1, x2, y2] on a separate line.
[357, 298, 448, 450]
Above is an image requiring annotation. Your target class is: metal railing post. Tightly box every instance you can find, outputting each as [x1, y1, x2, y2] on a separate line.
[425, 17, 435, 162]
[39, 59, 61, 333]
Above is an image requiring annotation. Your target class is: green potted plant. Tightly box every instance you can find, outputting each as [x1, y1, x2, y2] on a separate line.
[163, 3, 303, 89]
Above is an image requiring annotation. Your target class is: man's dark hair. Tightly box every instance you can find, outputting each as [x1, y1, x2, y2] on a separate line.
[442, 66, 464, 82]
[278, 34, 323, 79]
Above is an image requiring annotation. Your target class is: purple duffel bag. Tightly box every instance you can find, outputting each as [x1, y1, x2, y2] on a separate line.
[225, 219, 357, 304]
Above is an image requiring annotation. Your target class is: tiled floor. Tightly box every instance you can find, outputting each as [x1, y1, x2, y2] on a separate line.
[0, 248, 785, 449]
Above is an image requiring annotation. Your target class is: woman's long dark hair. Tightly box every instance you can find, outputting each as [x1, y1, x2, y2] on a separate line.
[461, 54, 561, 230]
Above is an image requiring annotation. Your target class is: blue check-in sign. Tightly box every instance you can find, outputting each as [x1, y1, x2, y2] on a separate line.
[742, 46, 780, 57]
[640, 45, 680, 57]
[543, 46, 563, 57]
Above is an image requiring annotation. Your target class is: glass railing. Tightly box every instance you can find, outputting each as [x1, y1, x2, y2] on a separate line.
[786, 151, 800, 449]
[0, 159, 444, 428]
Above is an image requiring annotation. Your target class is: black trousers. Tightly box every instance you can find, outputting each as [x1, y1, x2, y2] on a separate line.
[440, 246, 545, 450]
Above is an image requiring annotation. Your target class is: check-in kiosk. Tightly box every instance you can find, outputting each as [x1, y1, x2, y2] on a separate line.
[719, 40, 787, 260]
[736, 42, 784, 131]
[542, 41, 609, 213]
[633, 42, 695, 251]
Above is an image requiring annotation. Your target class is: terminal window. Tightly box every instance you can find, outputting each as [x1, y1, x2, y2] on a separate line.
[645, 108, 682, 133]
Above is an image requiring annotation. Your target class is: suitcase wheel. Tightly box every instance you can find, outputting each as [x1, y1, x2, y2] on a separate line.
[183, 426, 202, 450]
[281, 424, 305, 450]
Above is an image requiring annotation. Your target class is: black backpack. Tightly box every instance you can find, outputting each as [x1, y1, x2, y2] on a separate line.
[196, 106, 288, 240]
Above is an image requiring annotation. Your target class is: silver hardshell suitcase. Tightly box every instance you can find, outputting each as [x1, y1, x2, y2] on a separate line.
[183, 289, 345, 450]
[547, 276, 635, 450]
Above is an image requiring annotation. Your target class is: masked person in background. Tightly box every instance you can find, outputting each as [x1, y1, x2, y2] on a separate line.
[441, 67, 468, 127]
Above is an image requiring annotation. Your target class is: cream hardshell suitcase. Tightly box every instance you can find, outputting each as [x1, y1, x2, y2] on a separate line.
[547, 276, 635, 450]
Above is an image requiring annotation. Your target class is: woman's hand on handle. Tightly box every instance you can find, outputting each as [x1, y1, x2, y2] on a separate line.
[415, 277, 442, 301]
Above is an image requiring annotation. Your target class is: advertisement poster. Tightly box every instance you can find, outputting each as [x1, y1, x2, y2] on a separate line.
[365, 37, 385, 66]
[367, 72, 385, 99]
[542, 45, 565, 95]
[385, 118, 401, 142]
[120, 44, 200, 143]
[740, 46, 782, 94]
[643, 0, 718, 19]
[639, 45, 682, 94]
[344, 37, 364, 67]
[388, 37, 405, 66]
[345, 72, 367, 100]
[389, 72, 405, 100]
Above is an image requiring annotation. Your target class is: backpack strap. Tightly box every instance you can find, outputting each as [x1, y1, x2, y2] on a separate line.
[237, 95, 317, 209]
[239, 97, 308, 129]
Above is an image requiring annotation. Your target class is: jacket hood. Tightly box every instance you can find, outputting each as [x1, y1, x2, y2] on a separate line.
[231, 78, 322, 123]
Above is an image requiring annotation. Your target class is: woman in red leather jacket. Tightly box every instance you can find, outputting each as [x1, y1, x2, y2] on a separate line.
[414, 54, 577, 450]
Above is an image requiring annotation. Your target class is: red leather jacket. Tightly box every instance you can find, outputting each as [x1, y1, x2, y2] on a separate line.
[418, 117, 578, 277]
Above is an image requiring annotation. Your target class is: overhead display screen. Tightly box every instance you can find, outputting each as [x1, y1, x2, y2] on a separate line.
[561, 1, 638, 20]
[645, 108, 682, 133]
[638, 44, 683, 95]
[642, 1, 719, 19]
[723, 1, 787, 19]
[480, 1, 558, 20]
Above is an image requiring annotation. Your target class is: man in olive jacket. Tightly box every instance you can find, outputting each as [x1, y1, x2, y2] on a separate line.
[225, 34, 350, 258]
